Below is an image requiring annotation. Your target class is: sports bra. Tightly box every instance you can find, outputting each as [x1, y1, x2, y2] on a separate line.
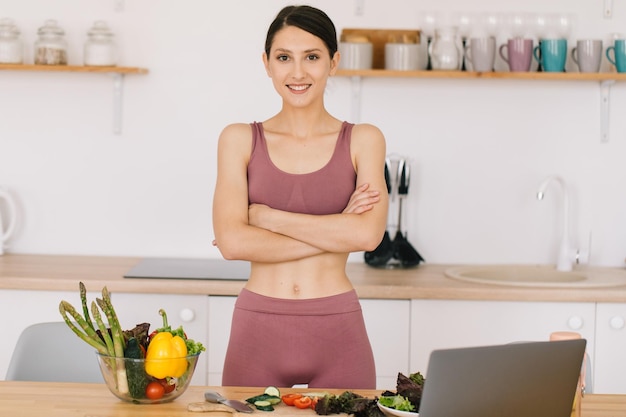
[248, 121, 357, 215]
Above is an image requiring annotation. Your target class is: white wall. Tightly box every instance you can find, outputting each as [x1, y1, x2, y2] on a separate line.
[1, 0, 625, 267]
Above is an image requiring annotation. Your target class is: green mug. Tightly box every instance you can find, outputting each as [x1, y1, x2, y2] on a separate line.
[606, 39, 626, 73]
[533, 39, 568, 72]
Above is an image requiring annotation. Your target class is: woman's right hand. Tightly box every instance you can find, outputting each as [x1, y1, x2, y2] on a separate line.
[342, 183, 381, 215]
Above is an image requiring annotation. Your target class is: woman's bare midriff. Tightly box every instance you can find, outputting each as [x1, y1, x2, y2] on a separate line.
[244, 252, 354, 299]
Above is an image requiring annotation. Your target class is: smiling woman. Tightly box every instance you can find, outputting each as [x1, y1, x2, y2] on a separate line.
[212, 5, 388, 389]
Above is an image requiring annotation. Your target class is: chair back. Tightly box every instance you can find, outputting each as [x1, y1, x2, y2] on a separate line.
[6, 322, 102, 383]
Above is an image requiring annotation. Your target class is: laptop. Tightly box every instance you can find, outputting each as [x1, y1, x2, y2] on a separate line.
[418, 339, 586, 417]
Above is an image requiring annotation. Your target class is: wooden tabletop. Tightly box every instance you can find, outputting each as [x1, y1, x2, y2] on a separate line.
[0, 382, 625, 417]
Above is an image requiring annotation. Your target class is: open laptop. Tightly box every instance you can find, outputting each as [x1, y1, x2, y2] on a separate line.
[418, 339, 586, 417]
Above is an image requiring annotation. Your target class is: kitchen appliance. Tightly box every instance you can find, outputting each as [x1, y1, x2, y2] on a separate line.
[0, 187, 18, 255]
[124, 258, 250, 280]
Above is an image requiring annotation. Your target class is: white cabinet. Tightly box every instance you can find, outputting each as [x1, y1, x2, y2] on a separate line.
[207, 296, 410, 389]
[0, 289, 209, 386]
[594, 303, 626, 394]
[409, 299, 596, 384]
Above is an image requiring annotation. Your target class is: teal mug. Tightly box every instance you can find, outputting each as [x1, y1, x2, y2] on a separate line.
[606, 39, 626, 73]
[533, 39, 568, 72]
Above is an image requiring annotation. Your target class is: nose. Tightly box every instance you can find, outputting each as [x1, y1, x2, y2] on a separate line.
[291, 60, 305, 79]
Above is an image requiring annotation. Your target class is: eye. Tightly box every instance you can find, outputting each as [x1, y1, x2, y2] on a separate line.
[307, 54, 320, 61]
[276, 54, 289, 62]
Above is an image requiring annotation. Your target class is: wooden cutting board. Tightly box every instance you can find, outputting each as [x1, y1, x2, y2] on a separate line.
[187, 401, 349, 417]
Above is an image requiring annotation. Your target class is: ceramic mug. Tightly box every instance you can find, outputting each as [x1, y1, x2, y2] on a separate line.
[0, 187, 17, 255]
[465, 36, 496, 72]
[385, 43, 421, 70]
[571, 39, 603, 73]
[606, 39, 626, 73]
[499, 38, 533, 72]
[534, 39, 568, 72]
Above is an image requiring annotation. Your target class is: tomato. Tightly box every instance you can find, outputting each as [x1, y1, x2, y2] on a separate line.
[145, 381, 165, 400]
[293, 396, 313, 409]
[310, 396, 319, 410]
[282, 393, 303, 406]
[157, 378, 176, 394]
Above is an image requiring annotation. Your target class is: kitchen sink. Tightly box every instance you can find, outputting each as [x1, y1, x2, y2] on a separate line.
[445, 264, 626, 288]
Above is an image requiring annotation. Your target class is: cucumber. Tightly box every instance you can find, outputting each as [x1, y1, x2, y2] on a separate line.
[264, 386, 281, 398]
[246, 394, 281, 405]
[254, 400, 274, 411]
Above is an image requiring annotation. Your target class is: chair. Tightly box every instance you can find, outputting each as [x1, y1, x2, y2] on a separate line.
[6, 322, 103, 383]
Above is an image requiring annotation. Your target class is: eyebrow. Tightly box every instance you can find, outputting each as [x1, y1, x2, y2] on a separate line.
[274, 48, 323, 54]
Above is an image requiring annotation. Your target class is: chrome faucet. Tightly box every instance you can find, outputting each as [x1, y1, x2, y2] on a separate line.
[536, 175, 574, 271]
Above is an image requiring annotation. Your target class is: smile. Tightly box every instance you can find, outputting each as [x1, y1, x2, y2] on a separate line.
[287, 84, 311, 92]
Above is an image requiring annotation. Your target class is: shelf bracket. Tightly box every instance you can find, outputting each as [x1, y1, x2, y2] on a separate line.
[350, 75, 362, 123]
[112, 73, 124, 135]
[604, 0, 613, 18]
[600, 80, 614, 143]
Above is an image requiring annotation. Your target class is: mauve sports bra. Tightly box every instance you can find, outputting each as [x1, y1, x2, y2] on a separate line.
[248, 121, 357, 215]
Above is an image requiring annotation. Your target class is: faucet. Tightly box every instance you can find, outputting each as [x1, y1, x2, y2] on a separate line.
[536, 175, 574, 271]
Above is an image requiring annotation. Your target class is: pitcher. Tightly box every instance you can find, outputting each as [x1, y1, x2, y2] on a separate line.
[0, 187, 18, 255]
[429, 26, 461, 70]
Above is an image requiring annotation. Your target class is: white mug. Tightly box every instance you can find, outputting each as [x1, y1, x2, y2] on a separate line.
[385, 43, 421, 70]
[338, 42, 373, 70]
[0, 187, 18, 255]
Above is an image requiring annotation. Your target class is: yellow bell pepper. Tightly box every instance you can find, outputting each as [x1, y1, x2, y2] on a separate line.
[145, 331, 188, 379]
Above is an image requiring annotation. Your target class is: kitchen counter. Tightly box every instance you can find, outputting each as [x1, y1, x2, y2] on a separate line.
[0, 381, 625, 417]
[1, 254, 626, 302]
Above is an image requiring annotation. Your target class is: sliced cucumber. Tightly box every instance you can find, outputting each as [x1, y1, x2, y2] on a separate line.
[254, 400, 274, 411]
[264, 386, 281, 398]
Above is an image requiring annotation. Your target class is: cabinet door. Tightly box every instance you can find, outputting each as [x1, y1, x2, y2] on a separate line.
[410, 300, 596, 380]
[594, 303, 626, 394]
[206, 296, 410, 390]
[110, 292, 209, 386]
[0, 288, 100, 381]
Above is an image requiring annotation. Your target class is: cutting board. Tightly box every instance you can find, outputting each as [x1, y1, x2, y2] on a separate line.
[187, 401, 338, 416]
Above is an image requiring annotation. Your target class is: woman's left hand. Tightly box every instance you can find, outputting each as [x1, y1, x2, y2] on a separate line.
[343, 183, 380, 215]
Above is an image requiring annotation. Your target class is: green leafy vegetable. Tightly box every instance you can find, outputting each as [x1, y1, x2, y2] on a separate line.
[124, 337, 149, 399]
[378, 395, 415, 412]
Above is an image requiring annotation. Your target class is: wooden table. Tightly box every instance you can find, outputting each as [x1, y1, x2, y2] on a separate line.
[0, 382, 625, 417]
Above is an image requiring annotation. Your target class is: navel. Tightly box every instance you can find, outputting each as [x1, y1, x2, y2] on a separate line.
[292, 284, 300, 295]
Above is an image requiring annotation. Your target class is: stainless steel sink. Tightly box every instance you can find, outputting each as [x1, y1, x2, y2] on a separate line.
[445, 265, 626, 288]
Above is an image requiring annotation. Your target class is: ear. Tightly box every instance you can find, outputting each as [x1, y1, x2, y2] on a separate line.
[263, 52, 271, 77]
[329, 51, 340, 75]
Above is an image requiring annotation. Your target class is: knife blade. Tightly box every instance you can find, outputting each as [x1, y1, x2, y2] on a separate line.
[204, 390, 254, 413]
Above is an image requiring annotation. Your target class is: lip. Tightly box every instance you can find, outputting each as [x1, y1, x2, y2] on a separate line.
[287, 84, 311, 93]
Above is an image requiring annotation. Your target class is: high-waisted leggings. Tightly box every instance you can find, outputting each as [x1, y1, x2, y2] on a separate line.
[221, 288, 376, 389]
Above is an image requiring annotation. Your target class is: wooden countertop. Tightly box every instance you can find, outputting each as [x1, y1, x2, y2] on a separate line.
[2, 254, 626, 302]
[0, 381, 624, 417]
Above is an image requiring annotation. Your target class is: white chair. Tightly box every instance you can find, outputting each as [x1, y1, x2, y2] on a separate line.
[6, 322, 103, 383]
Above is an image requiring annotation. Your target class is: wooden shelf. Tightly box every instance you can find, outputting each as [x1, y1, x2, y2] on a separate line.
[336, 68, 626, 81]
[0, 64, 148, 74]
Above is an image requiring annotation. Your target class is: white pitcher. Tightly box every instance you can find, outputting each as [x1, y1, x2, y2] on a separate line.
[0, 187, 18, 255]
[429, 26, 462, 70]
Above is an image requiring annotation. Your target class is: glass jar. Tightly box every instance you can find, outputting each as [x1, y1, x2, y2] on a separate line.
[0, 18, 23, 64]
[34, 19, 68, 65]
[84, 20, 117, 66]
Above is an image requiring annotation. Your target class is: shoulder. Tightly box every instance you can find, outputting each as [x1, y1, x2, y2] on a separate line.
[217, 123, 255, 161]
[219, 122, 253, 141]
[349, 123, 386, 151]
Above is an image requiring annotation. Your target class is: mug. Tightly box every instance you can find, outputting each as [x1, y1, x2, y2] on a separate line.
[606, 39, 626, 73]
[0, 187, 17, 255]
[533, 39, 568, 72]
[571, 39, 603, 73]
[465, 36, 496, 72]
[499, 38, 533, 72]
[338, 41, 373, 70]
[385, 43, 421, 71]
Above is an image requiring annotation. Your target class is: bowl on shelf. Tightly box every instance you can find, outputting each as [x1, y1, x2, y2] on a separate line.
[95, 352, 200, 404]
[377, 402, 419, 417]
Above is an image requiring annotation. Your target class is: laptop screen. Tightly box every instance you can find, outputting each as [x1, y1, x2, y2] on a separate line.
[419, 339, 586, 417]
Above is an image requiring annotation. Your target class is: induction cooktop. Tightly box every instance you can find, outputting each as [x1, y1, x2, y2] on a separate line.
[124, 258, 250, 280]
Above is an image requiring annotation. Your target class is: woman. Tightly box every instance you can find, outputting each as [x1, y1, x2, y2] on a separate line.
[212, 5, 388, 389]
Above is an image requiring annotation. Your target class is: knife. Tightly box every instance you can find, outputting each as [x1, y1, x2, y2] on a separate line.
[205, 390, 254, 413]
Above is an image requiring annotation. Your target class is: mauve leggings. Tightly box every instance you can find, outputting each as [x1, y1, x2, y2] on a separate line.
[221, 288, 376, 389]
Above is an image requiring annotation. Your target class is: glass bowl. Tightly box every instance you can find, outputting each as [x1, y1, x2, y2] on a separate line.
[96, 352, 200, 404]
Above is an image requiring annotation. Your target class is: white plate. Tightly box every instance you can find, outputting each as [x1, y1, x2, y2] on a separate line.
[377, 402, 419, 417]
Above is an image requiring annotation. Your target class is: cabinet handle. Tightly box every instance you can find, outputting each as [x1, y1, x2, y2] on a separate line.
[179, 308, 195, 323]
[609, 316, 625, 330]
[567, 316, 584, 330]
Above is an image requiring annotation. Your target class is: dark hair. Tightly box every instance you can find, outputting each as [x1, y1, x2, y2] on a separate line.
[264, 5, 338, 58]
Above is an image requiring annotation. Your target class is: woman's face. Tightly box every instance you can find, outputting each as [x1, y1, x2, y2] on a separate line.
[263, 25, 339, 108]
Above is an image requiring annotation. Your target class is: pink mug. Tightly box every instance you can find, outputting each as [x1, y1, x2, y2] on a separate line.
[499, 38, 533, 72]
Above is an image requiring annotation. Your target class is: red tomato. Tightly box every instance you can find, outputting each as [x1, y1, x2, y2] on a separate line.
[293, 396, 313, 409]
[282, 393, 302, 406]
[157, 378, 176, 394]
[310, 396, 319, 409]
[145, 381, 165, 400]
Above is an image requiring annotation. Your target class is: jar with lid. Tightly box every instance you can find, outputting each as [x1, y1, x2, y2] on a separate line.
[0, 18, 23, 64]
[34, 19, 68, 65]
[84, 20, 117, 66]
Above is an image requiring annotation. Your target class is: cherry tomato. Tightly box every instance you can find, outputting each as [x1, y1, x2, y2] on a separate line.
[157, 378, 176, 394]
[145, 381, 165, 400]
[310, 396, 319, 410]
[294, 396, 313, 409]
[282, 393, 303, 406]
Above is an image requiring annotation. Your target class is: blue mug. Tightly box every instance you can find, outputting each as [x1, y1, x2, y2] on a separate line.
[606, 39, 626, 73]
[533, 39, 568, 72]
